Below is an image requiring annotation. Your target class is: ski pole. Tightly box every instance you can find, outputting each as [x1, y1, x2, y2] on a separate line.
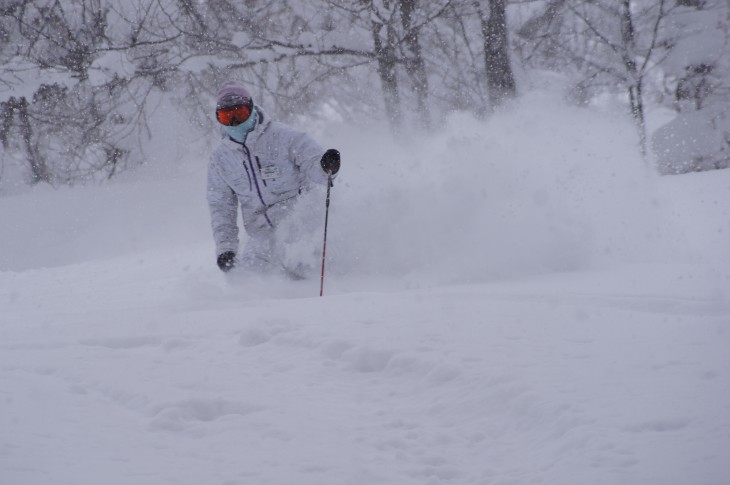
[319, 174, 333, 297]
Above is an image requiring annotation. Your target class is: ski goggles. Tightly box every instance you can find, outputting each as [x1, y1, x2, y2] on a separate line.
[216, 104, 252, 126]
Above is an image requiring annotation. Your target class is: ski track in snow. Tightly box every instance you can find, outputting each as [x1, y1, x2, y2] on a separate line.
[1, 255, 729, 485]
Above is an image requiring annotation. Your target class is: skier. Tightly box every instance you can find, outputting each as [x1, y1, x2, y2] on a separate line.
[207, 80, 341, 277]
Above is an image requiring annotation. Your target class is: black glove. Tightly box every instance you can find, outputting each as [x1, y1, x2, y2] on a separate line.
[320, 149, 340, 175]
[217, 251, 236, 272]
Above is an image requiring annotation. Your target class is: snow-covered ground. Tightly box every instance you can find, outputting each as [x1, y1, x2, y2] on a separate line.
[1, 93, 729, 485]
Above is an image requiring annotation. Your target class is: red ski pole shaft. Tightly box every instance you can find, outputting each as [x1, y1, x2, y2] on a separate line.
[320, 175, 333, 297]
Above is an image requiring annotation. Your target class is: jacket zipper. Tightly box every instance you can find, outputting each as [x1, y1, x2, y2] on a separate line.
[241, 143, 273, 227]
[241, 154, 253, 190]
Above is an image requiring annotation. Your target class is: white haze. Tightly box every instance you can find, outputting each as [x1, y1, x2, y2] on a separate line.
[2, 90, 723, 283]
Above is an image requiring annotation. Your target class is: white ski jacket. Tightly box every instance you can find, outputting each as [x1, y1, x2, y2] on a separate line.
[207, 108, 331, 256]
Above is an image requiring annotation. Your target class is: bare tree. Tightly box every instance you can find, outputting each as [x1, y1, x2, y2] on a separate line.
[0, 0, 122, 185]
[228, 0, 453, 128]
[422, 0, 519, 114]
[364, 1, 404, 125]
[515, 0, 678, 157]
[478, 0, 516, 108]
[400, 0, 431, 124]
[0, 96, 50, 184]
[1, 0, 528, 189]
[652, 0, 730, 174]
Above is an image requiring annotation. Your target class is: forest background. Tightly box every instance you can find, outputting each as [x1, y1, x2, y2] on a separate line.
[1, 0, 729, 191]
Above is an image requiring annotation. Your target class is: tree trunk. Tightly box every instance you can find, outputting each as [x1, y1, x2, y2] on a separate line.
[400, 0, 430, 126]
[371, 19, 402, 127]
[480, 0, 517, 108]
[16, 97, 51, 185]
[628, 82, 647, 158]
[619, 0, 647, 157]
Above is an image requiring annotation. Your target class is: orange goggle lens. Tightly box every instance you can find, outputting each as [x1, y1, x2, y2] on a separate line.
[216, 105, 251, 126]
